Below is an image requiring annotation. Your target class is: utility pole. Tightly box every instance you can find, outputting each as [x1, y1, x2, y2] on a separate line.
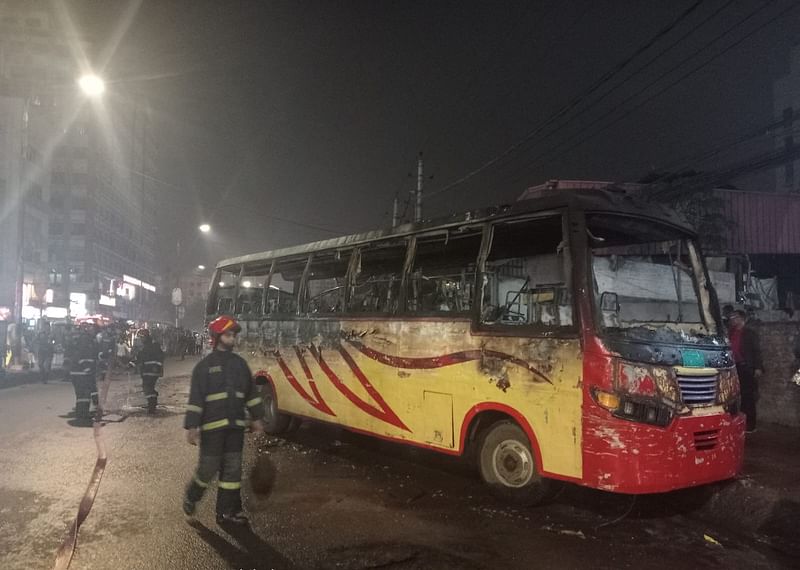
[13, 96, 31, 366]
[391, 194, 399, 228]
[414, 152, 423, 222]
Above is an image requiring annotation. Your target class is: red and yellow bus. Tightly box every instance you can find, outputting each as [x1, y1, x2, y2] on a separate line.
[207, 188, 744, 503]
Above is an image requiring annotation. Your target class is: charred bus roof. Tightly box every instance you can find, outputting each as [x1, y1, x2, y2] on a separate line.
[217, 187, 692, 270]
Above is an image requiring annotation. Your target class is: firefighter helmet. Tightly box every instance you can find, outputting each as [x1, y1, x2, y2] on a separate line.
[208, 316, 241, 340]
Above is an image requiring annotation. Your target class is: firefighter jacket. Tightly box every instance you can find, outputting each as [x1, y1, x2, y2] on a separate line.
[137, 341, 165, 377]
[65, 334, 98, 377]
[184, 349, 265, 431]
[96, 332, 116, 373]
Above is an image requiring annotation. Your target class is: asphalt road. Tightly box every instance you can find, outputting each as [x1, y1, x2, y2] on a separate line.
[0, 357, 791, 570]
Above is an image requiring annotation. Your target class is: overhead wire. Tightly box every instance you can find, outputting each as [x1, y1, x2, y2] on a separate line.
[637, 116, 792, 180]
[390, 1, 553, 223]
[483, 0, 737, 187]
[424, 0, 708, 201]
[499, 0, 792, 189]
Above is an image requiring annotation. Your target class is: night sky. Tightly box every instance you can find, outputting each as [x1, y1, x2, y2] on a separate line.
[70, 0, 800, 268]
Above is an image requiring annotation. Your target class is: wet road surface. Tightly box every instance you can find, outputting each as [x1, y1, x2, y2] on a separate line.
[0, 357, 792, 569]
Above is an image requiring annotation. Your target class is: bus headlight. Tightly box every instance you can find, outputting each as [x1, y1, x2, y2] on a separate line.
[616, 361, 680, 404]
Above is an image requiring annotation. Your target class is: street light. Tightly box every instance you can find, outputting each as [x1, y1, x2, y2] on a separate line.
[197, 265, 206, 271]
[198, 223, 211, 233]
[78, 74, 106, 98]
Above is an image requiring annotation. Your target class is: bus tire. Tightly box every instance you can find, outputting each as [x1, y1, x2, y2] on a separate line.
[261, 382, 293, 434]
[477, 420, 551, 506]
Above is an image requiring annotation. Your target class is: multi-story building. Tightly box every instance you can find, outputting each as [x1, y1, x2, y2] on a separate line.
[0, 0, 162, 326]
[48, 97, 160, 322]
[178, 273, 212, 308]
[0, 95, 51, 321]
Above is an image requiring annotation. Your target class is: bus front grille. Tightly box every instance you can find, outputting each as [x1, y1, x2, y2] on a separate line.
[693, 429, 720, 451]
[676, 373, 718, 406]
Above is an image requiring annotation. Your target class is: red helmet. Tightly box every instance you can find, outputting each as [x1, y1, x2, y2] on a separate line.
[208, 316, 241, 339]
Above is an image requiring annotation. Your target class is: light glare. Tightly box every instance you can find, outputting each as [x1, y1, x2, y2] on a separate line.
[78, 74, 106, 97]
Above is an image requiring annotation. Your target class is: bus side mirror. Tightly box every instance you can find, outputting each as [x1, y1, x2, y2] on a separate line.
[600, 291, 620, 313]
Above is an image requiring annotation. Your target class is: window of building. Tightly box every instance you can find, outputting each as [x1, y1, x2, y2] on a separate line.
[27, 184, 42, 203]
[480, 215, 573, 330]
[50, 192, 65, 209]
[407, 227, 483, 314]
[347, 239, 407, 314]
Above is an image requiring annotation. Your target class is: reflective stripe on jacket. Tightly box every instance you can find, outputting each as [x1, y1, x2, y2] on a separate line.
[184, 349, 264, 431]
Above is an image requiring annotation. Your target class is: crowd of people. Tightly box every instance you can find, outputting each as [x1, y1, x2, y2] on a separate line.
[161, 328, 205, 359]
[1, 320, 207, 380]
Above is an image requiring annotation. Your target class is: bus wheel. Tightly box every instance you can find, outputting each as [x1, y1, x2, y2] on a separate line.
[261, 382, 293, 434]
[477, 420, 550, 506]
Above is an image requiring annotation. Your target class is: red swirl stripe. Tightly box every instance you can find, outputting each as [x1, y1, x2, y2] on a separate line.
[308, 344, 410, 432]
[273, 349, 336, 416]
[345, 338, 552, 384]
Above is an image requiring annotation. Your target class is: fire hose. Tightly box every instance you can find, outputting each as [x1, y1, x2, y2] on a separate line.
[52, 365, 114, 570]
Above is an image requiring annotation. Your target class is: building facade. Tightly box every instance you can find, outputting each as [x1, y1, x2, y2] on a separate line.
[0, 0, 163, 326]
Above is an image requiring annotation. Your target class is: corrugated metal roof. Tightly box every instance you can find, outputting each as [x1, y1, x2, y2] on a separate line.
[719, 190, 800, 254]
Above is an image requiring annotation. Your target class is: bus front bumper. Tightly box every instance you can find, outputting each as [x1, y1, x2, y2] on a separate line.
[581, 409, 745, 494]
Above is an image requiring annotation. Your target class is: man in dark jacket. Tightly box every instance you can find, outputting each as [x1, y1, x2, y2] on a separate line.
[183, 316, 265, 525]
[36, 321, 54, 384]
[727, 310, 763, 432]
[65, 324, 98, 422]
[136, 329, 165, 414]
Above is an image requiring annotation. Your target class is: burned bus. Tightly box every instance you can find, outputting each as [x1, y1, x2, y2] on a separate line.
[206, 188, 743, 503]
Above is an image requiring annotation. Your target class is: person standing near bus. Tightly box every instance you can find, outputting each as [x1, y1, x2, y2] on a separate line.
[65, 323, 98, 422]
[183, 316, 265, 525]
[36, 321, 54, 384]
[727, 310, 763, 433]
[137, 329, 165, 414]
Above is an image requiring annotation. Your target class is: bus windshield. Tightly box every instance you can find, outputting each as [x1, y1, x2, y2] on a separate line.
[588, 214, 718, 342]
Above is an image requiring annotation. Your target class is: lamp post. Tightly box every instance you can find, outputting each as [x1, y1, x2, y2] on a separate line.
[12, 95, 32, 366]
[64, 74, 105, 323]
[175, 224, 211, 327]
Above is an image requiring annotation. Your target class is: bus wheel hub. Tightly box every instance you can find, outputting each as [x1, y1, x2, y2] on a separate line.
[493, 440, 533, 488]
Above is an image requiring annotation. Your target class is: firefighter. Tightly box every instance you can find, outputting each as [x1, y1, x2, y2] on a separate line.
[65, 323, 98, 422]
[96, 324, 115, 392]
[183, 316, 265, 525]
[136, 329, 165, 414]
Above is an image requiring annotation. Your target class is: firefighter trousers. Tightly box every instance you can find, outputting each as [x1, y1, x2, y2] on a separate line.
[185, 428, 245, 516]
[70, 372, 95, 418]
[141, 373, 159, 411]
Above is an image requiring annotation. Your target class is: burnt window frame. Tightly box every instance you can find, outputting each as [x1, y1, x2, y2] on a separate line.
[207, 265, 241, 316]
[340, 237, 411, 318]
[403, 224, 485, 318]
[473, 210, 578, 338]
[300, 249, 352, 316]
